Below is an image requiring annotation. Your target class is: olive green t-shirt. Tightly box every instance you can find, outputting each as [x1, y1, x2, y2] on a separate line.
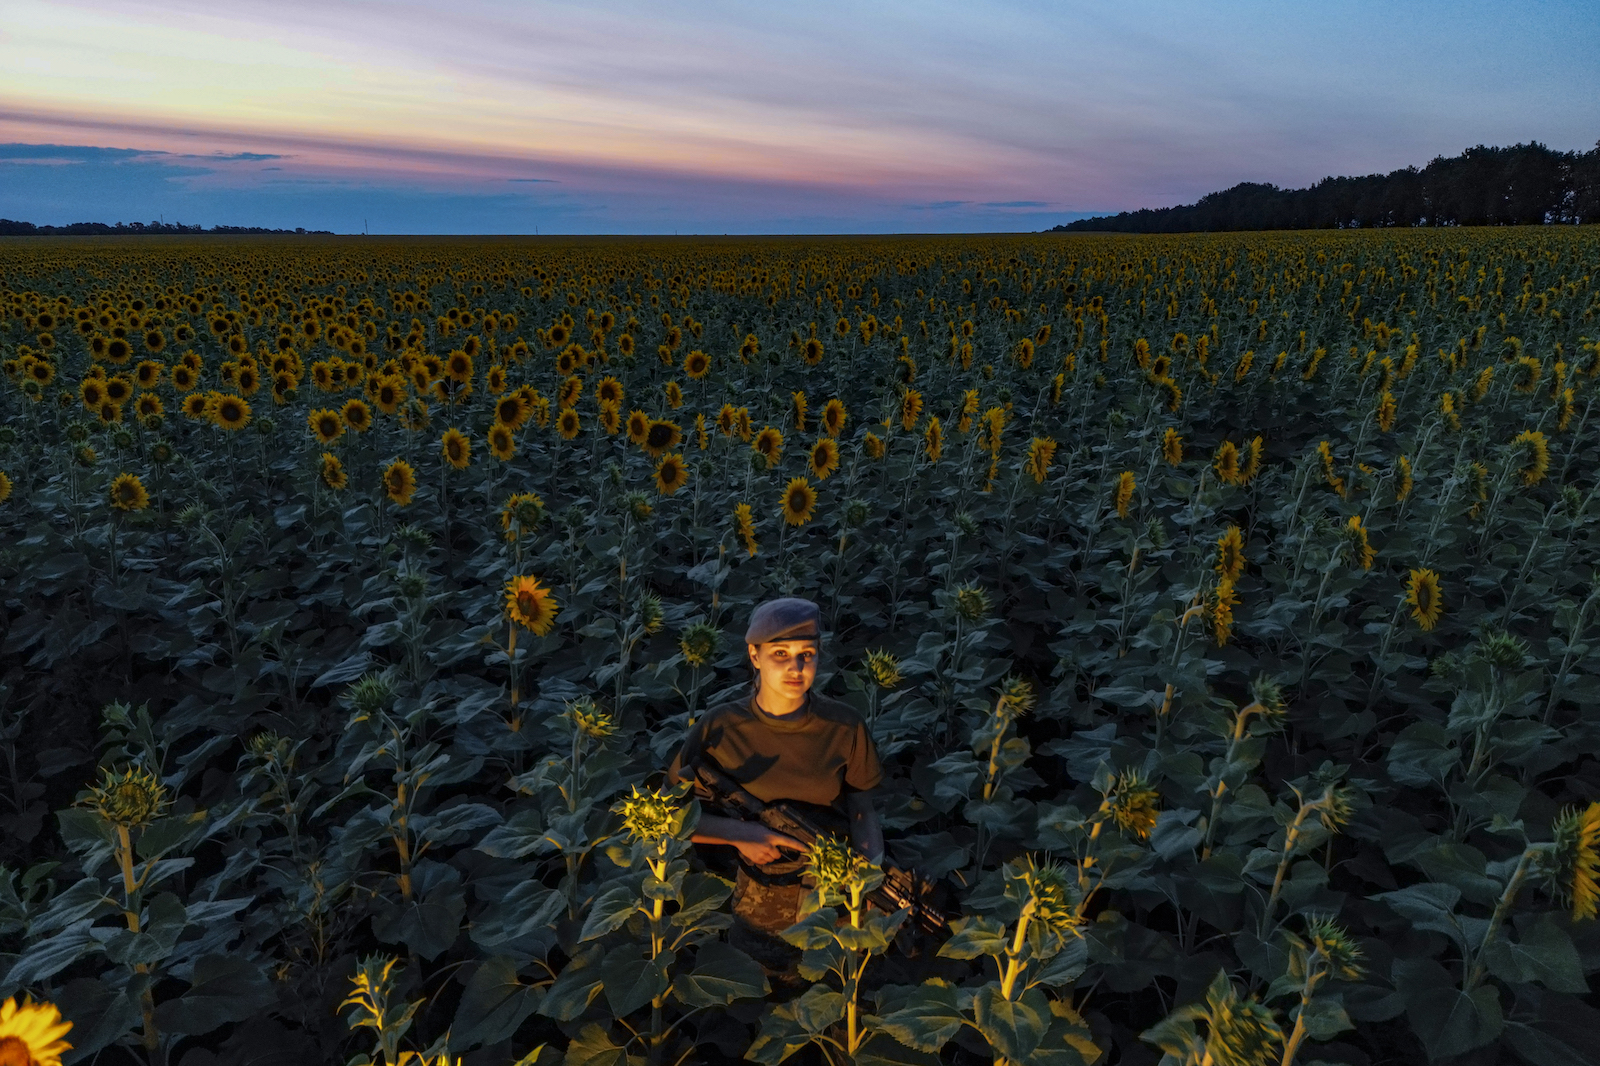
[667, 684, 883, 807]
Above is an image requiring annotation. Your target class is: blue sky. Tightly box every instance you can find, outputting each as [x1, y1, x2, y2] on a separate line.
[1, 0, 1597, 234]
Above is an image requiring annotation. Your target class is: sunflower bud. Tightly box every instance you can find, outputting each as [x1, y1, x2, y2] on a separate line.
[679, 622, 719, 667]
[1010, 855, 1082, 940]
[346, 673, 396, 719]
[638, 593, 664, 635]
[994, 676, 1035, 722]
[565, 698, 616, 740]
[1107, 770, 1161, 840]
[1548, 801, 1600, 921]
[81, 765, 169, 829]
[953, 584, 990, 623]
[806, 833, 875, 897]
[1303, 916, 1366, 981]
[864, 649, 902, 689]
[615, 783, 686, 845]
[1476, 630, 1527, 669]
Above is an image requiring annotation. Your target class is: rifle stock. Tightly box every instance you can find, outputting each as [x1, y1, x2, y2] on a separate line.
[691, 759, 950, 934]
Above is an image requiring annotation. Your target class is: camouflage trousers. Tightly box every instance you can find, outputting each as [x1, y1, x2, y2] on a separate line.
[729, 869, 805, 977]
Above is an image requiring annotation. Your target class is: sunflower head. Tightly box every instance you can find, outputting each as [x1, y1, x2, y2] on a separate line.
[644, 419, 681, 457]
[80, 764, 169, 829]
[1106, 769, 1161, 840]
[1007, 855, 1083, 942]
[108, 472, 149, 512]
[781, 476, 816, 526]
[805, 833, 878, 903]
[564, 698, 617, 741]
[1405, 568, 1443, 631]
[809, 438, 840, 480]
[864, 648, 902, 689]
[0, 995, 74, 1066]
[382, 459, 416, 506]
[614, 782, 691, 849]
[953, 583, 990, 623]
[654, 453, 689, 495]
[1297, 916, 1367, 982]
[504, 574, 560, 636]
[500, 492, 545, 539]
[1215, 525, 1246, 583]
[680, 622, 720, 668]
[320, 452, 347, 490]
[1548, 801, 1600, 921]
[440, 428, 471, 470]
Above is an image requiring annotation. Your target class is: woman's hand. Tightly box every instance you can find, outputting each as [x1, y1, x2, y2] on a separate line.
[731, 829, 805, 866]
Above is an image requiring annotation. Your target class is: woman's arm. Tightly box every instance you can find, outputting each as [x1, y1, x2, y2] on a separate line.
[692, 813, 806, 866]
[844, 791, 884, 865]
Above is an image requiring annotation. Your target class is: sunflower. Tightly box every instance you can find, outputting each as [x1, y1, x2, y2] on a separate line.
[1241, 435, 1264, 483]
[342, 398, 372, 433]
[1512, 428, 1549, 486]
[1343, 514, 1375, 569]
[835, 316, 851, 338]
[1557, 387, 1576, 432]
[664, 381, 683, 409]
[900, 389, 923, 430]
[1375, 389, 1396, 432]
[1317, 440, 1346, 497]
[644, 419, 681, 457]
[655, 453, 690, 495]
[734, 408, 753, 442]
[781, 476, 817, 526]
[1162, 427, 1183, 465]
[500, 492, 545, 539]
[616, 409, 647, 447]
[863, 432, 884, 460]
[308, 408, 344, 444]
[1396, 455, 1414, 502]
[715, 403, 738, 436]
[801, 337, 825, 366]
[479, 425, 512, 463]
[1215, 525, 1246, 583]
[1024, 437, 1056, 483]
[1553, 802, 1600, 921]
[923, 416, 943, 463]
[0, 994, 74, 1066]
[441, 428, 471, 470]
[734, 501, 758, 556]
[445, 349, 473, 383]
[319, 451, 347, 490]
[618, 333, 635, 358]
[504, 574, 560, 636]
[170, 364, 197, 392]
[97, 401, 121, 424]
[210, 393, 251, 431]
[792, 391, 809, 431]
[810, 438, 840, 480]
[383, 459, 417, 506]
[595, 375, 624, 407]
[181, 393, 210, 420]
[1211, 577, 1239, 646]
[106, 337, 131, 364]
[134, 360, 164, 389]
[79, 378, 106, 410]
[135, 393, 163, 419]
[684, 349, 711, 379]
[1405, 567, 1442, 631]
[1113, 470, 1135, 519]
[1512, 355, 1542, 394]
[1213, 440, 1242, 485]
[821, 398, 847, 437]
[752, 426, 783, 466]
[558, 375, 583, 410]
[599, 401, 622, 434]
[557, 408, 582, 441]
[108, 472, 149, 511]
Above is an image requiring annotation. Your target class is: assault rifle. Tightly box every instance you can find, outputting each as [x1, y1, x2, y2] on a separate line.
[689, 756, 951, 934]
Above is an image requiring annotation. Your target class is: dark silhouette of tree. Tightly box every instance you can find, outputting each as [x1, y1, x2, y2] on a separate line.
[1054, 141, 1597, 232]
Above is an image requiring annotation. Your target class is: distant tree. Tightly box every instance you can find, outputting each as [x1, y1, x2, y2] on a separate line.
[1055, 140, 1597, 232]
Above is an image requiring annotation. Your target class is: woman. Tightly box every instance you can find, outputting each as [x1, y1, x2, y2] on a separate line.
[667, 596, 883, 977]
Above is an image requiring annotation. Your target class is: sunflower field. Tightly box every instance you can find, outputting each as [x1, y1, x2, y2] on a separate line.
[1, 230, 1599, 1066]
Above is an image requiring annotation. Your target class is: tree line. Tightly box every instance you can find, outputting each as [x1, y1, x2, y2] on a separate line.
[1053, 141, 1600, 232]
[0, 219, 333, 236]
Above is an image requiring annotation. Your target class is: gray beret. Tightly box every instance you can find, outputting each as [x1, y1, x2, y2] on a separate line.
[745, 597, 822, 644]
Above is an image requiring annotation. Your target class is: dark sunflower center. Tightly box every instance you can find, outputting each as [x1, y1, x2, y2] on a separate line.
[0, 1032, 33, 1066]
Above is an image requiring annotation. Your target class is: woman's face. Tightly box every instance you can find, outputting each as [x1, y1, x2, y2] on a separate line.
[748, 639, 819, 698]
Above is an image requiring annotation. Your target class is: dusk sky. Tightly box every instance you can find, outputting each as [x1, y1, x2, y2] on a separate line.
[2, 0, 1597, 234]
